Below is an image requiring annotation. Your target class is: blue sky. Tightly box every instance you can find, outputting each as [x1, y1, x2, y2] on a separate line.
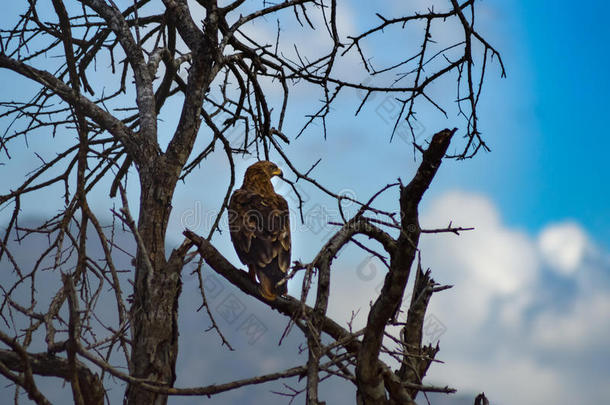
[495, 0, 610, 245]
[1, 1, 609, 404]
[534, 2, 609, 244]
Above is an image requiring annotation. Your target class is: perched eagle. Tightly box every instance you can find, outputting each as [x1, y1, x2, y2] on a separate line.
[229, 161, 291, 300]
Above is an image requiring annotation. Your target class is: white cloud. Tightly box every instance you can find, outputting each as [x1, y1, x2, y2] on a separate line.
[327, 190, 610, 405]
[538, 222, 588, 275]
[531, 292, 610, 350]
[420, 191, 538, 326]
[430, 353, 569, 405]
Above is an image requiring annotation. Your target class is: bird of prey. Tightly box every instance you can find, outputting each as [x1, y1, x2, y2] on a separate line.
[228, 161, 291, 300]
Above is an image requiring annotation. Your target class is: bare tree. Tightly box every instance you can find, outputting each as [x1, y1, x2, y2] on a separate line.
[0, 1, 503, 404]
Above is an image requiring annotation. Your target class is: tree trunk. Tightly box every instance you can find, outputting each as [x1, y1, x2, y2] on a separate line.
[126, 163, 182, 405]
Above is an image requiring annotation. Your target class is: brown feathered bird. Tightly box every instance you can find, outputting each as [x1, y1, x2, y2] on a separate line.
[229, 161, 291, 300]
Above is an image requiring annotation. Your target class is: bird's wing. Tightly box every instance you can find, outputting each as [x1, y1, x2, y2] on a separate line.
[273, 194, 291, 275]
[228, 188, 256, 264]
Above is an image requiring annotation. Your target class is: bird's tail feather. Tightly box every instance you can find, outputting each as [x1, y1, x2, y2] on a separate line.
[256, 261, 287, 300]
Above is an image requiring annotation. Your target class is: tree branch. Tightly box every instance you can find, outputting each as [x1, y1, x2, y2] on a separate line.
[81, 0, 158, 148]
[356, 128, 457, 405]
[0, 348, 103, 405]
[0, 53, 141, 162]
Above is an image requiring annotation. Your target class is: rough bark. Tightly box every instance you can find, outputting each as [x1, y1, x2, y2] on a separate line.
[126, 168, 181, 405]
[356, 128, 456, 405]
[0, 350, 104, 405]
[123, 1, 218, 402]
[397, 264, 442, 399]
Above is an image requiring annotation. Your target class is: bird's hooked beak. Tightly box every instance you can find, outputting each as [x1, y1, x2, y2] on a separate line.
[272, 168, 283, 178]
